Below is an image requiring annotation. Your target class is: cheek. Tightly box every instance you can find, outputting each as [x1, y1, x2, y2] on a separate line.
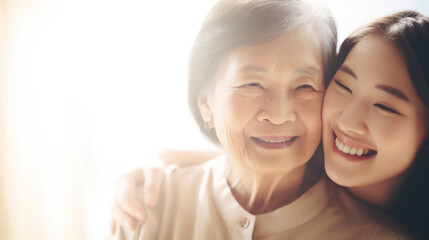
[212, 97, 261, 164]
[373, 117, 422, 146]
[212, 93, 262, 144]
[213, 109, 246, 160]
[306, 97, 323, 127]
[299, 98, 323, 141]
[322, 88, 341, 125]
[218, 94, 262, 128]
[372, 118, 424, 171]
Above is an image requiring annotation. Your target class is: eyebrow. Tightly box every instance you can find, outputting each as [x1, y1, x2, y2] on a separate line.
[339, 64, 409, 102]
[339, 65, 358, 79]
[239, 65, 267, 73]
[240, 65, 321, 75]
[375, 84, 410, 102]
[295, 66, 321, 76]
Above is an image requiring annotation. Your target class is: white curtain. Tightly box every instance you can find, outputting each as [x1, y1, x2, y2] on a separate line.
[0, 0, 427, 240]
[0, 0, 217, 239]
[1, 0, 88, 238]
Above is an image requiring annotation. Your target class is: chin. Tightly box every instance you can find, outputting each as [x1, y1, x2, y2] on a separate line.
[250, 158, 306, 175]
[325, 163, 360, 188]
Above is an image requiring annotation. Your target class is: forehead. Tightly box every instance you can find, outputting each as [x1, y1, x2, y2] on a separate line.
[346, 35, 407, 76]
[342, 34, 417, 96]
[224, 24, 323, 72]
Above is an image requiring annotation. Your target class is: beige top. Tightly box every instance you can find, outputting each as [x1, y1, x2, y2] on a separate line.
[113, 155, 412, 240]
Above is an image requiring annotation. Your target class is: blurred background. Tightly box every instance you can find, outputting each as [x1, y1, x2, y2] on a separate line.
[0, 0, 428, 239]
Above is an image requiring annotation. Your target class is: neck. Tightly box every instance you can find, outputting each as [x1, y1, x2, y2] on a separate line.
[225, 158, 320, 215]
[347, 171, 409, 210]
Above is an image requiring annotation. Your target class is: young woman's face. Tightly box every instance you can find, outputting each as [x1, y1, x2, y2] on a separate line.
[323, 34, 428, 187]
[200, 24, 325, 174]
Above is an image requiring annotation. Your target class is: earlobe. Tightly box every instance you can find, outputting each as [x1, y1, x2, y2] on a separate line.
[197, 95, 214, 130]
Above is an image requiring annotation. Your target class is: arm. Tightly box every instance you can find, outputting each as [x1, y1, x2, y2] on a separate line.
[110, 149, 222, 234]
[159, 149, 222, 166]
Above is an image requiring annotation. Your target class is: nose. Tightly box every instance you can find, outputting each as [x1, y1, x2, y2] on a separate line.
[257, 89, 296, 125]
[336, 98, 369, 136]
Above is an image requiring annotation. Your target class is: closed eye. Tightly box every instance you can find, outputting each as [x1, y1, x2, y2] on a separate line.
[295, 84, 321, 93]
[248, 82, 262, 87]
[296, 84, 314, 90]
[293, 83, 324, 100]
[245, 82, 265, 90]
[374, 103, 402, 115]
[334, 79, 352, 93]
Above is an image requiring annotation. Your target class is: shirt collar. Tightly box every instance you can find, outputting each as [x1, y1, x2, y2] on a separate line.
[210, 155, 334, 237]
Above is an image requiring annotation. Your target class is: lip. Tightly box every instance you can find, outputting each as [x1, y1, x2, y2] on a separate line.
[251, 136, 297, 149]
[333, 129, 375, 150]
[331, 130, 376, 162]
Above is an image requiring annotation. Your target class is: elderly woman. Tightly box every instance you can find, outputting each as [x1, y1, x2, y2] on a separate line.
[113, 0, 410, 239]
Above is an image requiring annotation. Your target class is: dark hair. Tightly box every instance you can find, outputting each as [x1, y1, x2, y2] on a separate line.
[187, 0, 337, 143]
[335, 11, 429, 239]
[335, 11, 429, 110]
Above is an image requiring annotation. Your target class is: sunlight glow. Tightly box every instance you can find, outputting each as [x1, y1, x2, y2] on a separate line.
[2, 0, 428, 239]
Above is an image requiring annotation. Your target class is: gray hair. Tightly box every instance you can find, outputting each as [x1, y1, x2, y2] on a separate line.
[188, 0, 337, 143]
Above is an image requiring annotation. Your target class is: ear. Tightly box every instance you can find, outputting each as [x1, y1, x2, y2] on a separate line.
[197, 95, 214, 128]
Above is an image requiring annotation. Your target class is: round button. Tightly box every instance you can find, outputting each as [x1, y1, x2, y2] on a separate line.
[240, 217, 250, 229]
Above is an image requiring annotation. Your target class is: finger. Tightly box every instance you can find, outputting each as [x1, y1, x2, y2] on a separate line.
[118, 196, 146, 222]
[129, 168, 146, 183]
[111, 202, 137, 230]
[143, 167, 165, 207]
[115, 170, 146, 222]
[110, 217, 117, 234]
[115, 168, 145, 200]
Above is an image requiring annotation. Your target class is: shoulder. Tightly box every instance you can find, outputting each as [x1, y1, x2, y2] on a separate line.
[328, 184, 413, 239]
[115, 156, 225, 240]
[151, 155, 222, 208]
[163, 154, 223, 187]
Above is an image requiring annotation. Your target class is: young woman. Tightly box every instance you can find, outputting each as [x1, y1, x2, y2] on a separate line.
[322, 10, 429, 238]
[111, 9, 429, 239]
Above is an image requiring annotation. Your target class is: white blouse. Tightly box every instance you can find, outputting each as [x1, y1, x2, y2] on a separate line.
[113, 155, 411, 240]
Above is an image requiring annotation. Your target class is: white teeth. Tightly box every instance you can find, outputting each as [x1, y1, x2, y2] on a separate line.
[343, 145, 350, 154]
[335, 137, 371, 156]
[260, 138, 292, 143]
[356, 148, 363, 156]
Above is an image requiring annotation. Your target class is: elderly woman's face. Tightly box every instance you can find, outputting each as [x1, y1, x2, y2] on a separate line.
[199, 24, 324, 174]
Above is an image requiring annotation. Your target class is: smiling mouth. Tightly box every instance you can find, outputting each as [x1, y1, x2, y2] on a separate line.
[251, 136, 297, 143]
[334, 136, 377, 157]
[251, 136, 298, 150]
